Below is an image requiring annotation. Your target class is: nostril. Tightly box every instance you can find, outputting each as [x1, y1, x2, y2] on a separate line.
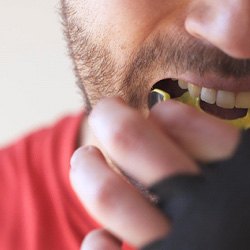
[185, 3, 221, 47]
[186, 17, 250, 59]
[185, 2, 213, 38]
[185, 17, 210, 44]
[185, 2, 250, 59]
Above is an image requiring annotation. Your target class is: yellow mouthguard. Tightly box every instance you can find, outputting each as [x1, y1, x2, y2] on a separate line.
[150, 89, 250, 130]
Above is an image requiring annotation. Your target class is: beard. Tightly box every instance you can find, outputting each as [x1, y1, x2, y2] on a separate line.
[60, 1, 250, 114]
[60, 1, 250, 198]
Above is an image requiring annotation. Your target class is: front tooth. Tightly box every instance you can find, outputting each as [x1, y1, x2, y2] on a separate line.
[178, 80, 188, 89]
[216, 90, 235, 109]
[235, 92, 250, 108]
[188, 83, 201, 98]
[200, 88, 216, 104]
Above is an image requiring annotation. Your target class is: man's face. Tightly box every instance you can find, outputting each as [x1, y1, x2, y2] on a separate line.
[61, 0, 250, 119]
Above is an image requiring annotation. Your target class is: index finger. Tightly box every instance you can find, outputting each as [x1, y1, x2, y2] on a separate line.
[88, 97, 199, 186]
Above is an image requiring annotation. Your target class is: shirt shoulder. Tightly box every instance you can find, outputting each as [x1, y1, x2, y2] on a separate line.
[0, 113, 98, 249]
[0, 113, 83, 183]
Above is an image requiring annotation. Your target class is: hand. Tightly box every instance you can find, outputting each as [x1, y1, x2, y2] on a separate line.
[70, 97, 240, 249]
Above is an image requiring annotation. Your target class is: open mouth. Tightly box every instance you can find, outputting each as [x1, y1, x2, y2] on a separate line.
[149, 78, 250, 128]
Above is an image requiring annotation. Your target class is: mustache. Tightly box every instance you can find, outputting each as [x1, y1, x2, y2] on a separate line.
[131, 31, 250, 78]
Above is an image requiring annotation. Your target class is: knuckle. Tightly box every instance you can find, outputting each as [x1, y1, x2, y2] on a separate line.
[90, 175, 122, 214]
[109, 112, 142, 151]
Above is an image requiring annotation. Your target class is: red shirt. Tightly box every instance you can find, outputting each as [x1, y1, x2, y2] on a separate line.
[0, 113, 135, 250]
[0, 113, 99, 249]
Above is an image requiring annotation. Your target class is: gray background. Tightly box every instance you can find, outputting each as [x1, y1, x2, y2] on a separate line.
[0, 0, 82, 146]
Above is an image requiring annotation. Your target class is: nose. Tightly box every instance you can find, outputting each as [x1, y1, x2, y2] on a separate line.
[185, 0, 250, 59]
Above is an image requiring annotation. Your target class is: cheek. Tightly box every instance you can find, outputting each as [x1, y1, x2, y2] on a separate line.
[77, 1, 166, 55]
[74, 0, 184, 66]
[94, 0, 185, 41]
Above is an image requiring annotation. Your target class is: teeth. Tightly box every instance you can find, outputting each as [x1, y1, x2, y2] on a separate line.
[200, 87, 217, 104]
[236, 92, 250, 108]
[178, 80, 188, 89]
[216, 90, 235, 109]
[176, 79, 250, 109]
[188, 83, 201, 98]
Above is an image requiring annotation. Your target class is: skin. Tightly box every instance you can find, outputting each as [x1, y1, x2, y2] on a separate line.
[61, 0, 250, 112]
[61, 0, 250, 249]
[71, 99, 239, 249]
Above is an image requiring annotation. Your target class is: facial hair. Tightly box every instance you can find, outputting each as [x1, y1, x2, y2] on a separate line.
[61, 0, 250, 114]
[60, 1, 250, 198]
